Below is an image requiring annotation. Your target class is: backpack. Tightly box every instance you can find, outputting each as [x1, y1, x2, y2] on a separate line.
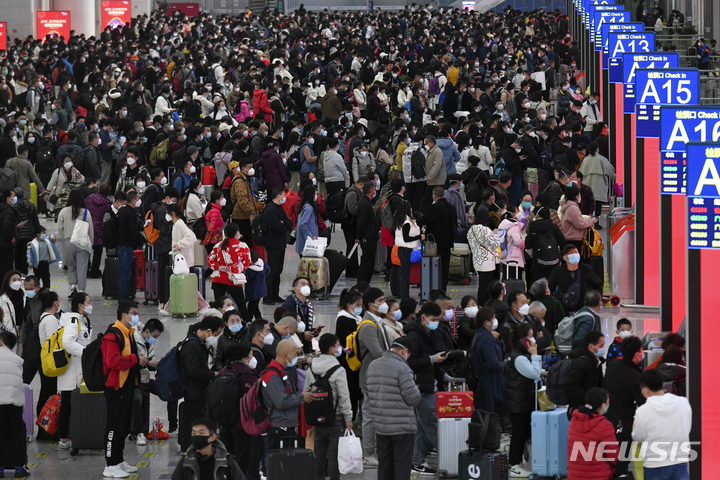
[405, 99, 412, 114]
[40, 327, 70, 377]
[149, 138, 170, 167]
[75, 145, 93, 176]
[144, 206, 161, 245]
[173, 146, 188, 169]
[0, 163, 17, 191]
[545, 358, 574, 405]
[251, 212, 265, 246]
[206, 368, 247, 427]
[287, 155, 302, 172]
[497, 229, 512, 259]
[102, 209, 119, 249]
[464, 170, 483, 203]
[554, 310, 592, 354]
[36, 142, 55, 174]
[82, 324, 119, 393]
[556, 267, 582, 311]
[411, 148, 426, 179]
[208, 65, 221, 86]
[190, 217, 207, 241]
[240, 366, 283, 435]
[171, 171, 188, 194]
[429, 76, 440, 95]
[304, 365, 342, 427]
[325, 191, 346, 224]
[345, 319, 378, 372]
[534, 230, 560, 265]
[494, 157, 507, 176]
[380, 199, 395, 231]
[156, 337, 198, 402]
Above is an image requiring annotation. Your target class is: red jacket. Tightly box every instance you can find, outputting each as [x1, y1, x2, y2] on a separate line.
[101, 322, 139, 390]
[252, 88, 273, 123]
[204, 203, 224, 246]
[207, 238, 252, 286]
[567, 409, 619, 480]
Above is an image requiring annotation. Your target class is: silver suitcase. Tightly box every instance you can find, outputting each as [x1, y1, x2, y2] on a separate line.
[437, 416, 471, 477]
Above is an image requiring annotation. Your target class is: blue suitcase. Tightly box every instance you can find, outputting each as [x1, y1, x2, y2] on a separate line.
[191, 266, 206, 298]
[531, 408, 570, 477]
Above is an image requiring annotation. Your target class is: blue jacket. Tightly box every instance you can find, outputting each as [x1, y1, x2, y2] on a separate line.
[295, 203, 319, 255]
[471, 326, 507, 412]
[26, 237, 62, 268]
[173, 172, 192, 196]
[244, 259, 270, 301]
[436, 138, 461, 174]
[98, 129, 113, 164]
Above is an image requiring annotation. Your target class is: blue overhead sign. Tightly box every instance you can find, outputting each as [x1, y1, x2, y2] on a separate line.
[623, 52, 679, 114]
[686, 142, 720, 250]
[634, 68, 700, 138]
[601, 22, 644, 69]
[594, 11, 630, 49]
[587, 4, 624, 30]
[660, 106, 720, 195]
[608, 31, 656, 83]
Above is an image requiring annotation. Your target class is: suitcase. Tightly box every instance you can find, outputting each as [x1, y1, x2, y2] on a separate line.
[30, 183, 38, 208]
[102, 256, 137, 299]
[130, 388, 150, 435]
[323, 248, 349, 295]
[501, 261, 525, 295]
[531, 408, 570, 477]
[410, 261, 421, 285]
[266, 449, 313, 480]
[459, 449, 485, 480]
[374, 238, 387, 273]
[421, 256, 440, 301]
[191, 266, 206, 298]
[297, 256, 329, 300]
[481, 452, 509, 480]
[170, 273, 199, 317]
[134, 249, 145, 290]
[69, 388, 107, 454]
[449, 253, 471, 284]
[144, 259, 160, 305]
[438, 417, 472, 477]
[23, 384, 34, 440]
[145, 244, 156, 261]
[201, 165, 216, 186]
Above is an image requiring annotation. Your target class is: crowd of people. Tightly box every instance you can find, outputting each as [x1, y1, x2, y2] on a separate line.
[0, 2, 697, 480]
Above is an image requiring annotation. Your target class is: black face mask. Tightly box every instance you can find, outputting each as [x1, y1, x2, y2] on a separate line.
[192, 434, 212, 451]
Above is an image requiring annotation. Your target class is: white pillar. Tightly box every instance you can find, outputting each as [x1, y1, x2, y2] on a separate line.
[53, 0, 96, 37]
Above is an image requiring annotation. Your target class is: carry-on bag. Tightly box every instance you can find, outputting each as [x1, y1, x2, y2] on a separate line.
[420, 256, 440, 301]
[69, 387, 108, 455]
[438, 417, 472, 477]
[297, 256, 330, 300]
[501, 260, 525, 295]
[266, 448, 313, 480]
[23, 384, 34, 440]
[531, 406, 570, 476]
[323, 248, 349, 295]
[170, 273, 199, 317]
[102, 256, 137, 299]
[144, 258, 160, 305]
[134, 249, 145, 290]
[191, 266, 206, 298]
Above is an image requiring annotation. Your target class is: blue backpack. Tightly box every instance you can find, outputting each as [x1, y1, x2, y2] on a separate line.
[405, 99, 412, 114]
[494, 157, 507, 176]
[156, 337, 197, 401]
[497, 229, 512, 259]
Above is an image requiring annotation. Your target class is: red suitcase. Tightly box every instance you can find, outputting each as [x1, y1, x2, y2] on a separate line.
[436, 391, 474, 418]
[410, 261, 421, 285]
[134, 250, 145, 290]
[202, 165, 216, 186]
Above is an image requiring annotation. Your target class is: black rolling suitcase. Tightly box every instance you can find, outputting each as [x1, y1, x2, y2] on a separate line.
[323, 248, 349, 294]
[144, 245, 160, 305]
[102, 256, 137, 299]
[266, 449, 313, 480]
[501, 261, 525, 295]
[69, 388, 107, 455]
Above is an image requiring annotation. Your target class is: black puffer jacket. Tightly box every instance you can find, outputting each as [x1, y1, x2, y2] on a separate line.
[0, 203, 17, 248]
[604, 357, 645, 424]
[503, 345, 537, 413]
[179, 332, 215, 401]
[14, 199, 39, 240]
[565, 346, 604, 410]
[403, 319, 445, 394]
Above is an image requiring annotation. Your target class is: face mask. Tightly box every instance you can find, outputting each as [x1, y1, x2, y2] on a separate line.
[189, 166, 197, 174]
[206, 335, 219, 346]
[160, 176, 168, 185]
[444, 309, 454, 321]
[136, 181, 146, 189]
[518, 304, 530, 316]
[427, 320, 439, 330]
[191, 435, 212, 451]
[286, 354, 298, 367]
[39, 233, 47, 241]
[377, 302, 389, 315]
[492, 318, 498, 330]
[130, 314, 139, 326]
[146, 336, 157, 345]
[391, 310, 402, 322]
[247, 167, 255, 177]
[64, 162, 73, 170]
[296, 320, 307, 334]
[522, 201, 532, 210]
[226, 323, 243, 334]
[333, 347, 343, 358]
[25, 289, 36, 299]
[595, 347, 605, 358]
[11, 196, 17, 205]
[567, 253, 581, 265]
[27, 136, 36, 144]
[165, 214, 173, 222]
[353, 307, 363, 316]
[618, 330, 632, 340]
[262, 332, 274, 345]
[514, 148, 522, 153]
[9, 280, 21, 291]
[464, 306, 479, 318]
[126, 156, 137, 166]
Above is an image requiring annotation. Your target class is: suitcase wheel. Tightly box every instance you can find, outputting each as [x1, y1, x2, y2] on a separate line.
[143, 300, 148, 305]
[462, 277, 470, 285]
[70, 448, 78, 456]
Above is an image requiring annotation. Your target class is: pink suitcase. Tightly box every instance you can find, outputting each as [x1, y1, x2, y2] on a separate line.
[24, 384, 34, 440]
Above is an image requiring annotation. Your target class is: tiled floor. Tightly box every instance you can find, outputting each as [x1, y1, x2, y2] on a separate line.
[18, 215, 654, 480]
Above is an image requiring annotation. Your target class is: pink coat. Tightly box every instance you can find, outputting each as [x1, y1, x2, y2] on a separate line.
[498, 219, 525, 267]
[561, 200, 595, 241]
[235, 100, 253, 123]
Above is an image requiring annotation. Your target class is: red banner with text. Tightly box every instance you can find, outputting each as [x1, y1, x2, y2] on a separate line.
[0, 23, 6, 51]
[37, 11, 71, 41]
[166, 3, 200, 17]
[101, 1, 131, 30]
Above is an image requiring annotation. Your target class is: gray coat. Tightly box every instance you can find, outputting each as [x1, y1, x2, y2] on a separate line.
[304, 354, 353, 422]
[358, 312, 390, 391]
[262, 362, 303, 428]
[366, 350, 422, 436]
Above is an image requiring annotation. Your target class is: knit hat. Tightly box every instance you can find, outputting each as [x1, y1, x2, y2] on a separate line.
[225, 343, 252, 362]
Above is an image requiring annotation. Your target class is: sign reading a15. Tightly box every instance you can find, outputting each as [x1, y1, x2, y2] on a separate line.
[635, 68, 700, 138]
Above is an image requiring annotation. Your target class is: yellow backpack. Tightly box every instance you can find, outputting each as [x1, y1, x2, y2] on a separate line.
[582, 227, 604, 257]
[41, 327, 70, 377]
[345, 320, 378, 372]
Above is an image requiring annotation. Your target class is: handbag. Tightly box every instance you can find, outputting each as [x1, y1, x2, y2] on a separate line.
[422, 234, 438, 257]
[70, 210, 92, 253]
[37, 394, 62, 435]
[220, 246, 246, 285]
[302, 236, 328, 257]
[376, 159, 391, 180]
[467, 410, 502, 452]
[287, 228, 297, 245]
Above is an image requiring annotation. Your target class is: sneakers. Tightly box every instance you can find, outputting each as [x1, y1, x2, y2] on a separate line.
[412, 463, 437, 475]
[427, 446, 438, 457]
[57, 439, 72, 450]
[363, 454, 379, 467]
[14, 466, 30, 478]
[262, 296, 276, 305]
[102, 465, 130, 478]
[118, 462, 138, 473]
[272, 295, 285, 303]
[509, 464, 533, 478]
[136, 433, 147, 446]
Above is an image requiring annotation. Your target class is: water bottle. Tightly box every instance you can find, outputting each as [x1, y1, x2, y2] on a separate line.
[152, 417, 159, 441]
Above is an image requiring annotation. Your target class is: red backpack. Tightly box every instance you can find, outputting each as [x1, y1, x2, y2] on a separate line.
[240, 366, 282, 435]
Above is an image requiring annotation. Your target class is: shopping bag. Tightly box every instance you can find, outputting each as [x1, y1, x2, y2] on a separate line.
[302, 236, 328, 257]
[173, 253, 190, 275]
[70, 210, 92, 252]
[338, 430, 363, 474]
[538, 387, 556, 412]
[37, 394, 61, 435]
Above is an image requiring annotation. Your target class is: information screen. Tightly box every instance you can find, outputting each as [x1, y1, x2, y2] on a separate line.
[622, 52, 679, 114]
[608, 32, 655, 83]
[101, 1, 131, 30]
[686, 143, 720, 250]
[37, 11, 71, 41]
[593, 11, 630, 48]
[587, 4, 624, 31]
[634, 68, 700, 138]
[602, 22, 644, 68]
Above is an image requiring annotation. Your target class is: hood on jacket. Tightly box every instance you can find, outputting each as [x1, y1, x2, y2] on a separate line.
[486, 298, 510, 313]
[571, 408, 610, 434]
[643, 393, 681, 417]
[498, 218, 521, 231]
[261, 148, 279, 160]
[309, 353, 341, 375]
[436, 138, 455, 148]
[248, 259, 265, 272]
[569, 345, 597, 363]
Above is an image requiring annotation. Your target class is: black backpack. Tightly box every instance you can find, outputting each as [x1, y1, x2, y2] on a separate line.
[82, 324, 118, 393]
[411, 148, 426, 179]
[287, 155, 302, 172]
[251, 212, 265, 246]
[464, 170, 484, 203]
[173, 146, 188, 169]
[325, 191, 346, 224]
[102, 209, 119, 249]
[206, 367, 256, 427]
[545, 358, 574, 405]
[304, 365, 342, 427]
[36, 141, 55, 174]
[535, 230, 560, 265]
[190, 217, 207, 241]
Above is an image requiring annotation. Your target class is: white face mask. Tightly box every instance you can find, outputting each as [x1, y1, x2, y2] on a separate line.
[464, 306, 479, 318]
[296, 321, 306, 333]
[9, 280, 21, 291]
[219, 198, 227, 207]
[299, 285, 311, 297]
[206, 335, 219, 346]
[64, 162, 73, 170]
[311, 178, 317, 186]
[189, 166, 196, 174]
[262, 332, 274, 345]
[377, 302, 389, 314]
[518, 304, 530, 316]
[136, 181, 146, 189]
[165, 214, 173, 222]
[247, 356, 258, 369]
[492, 318, 498, 330]
[618, 330, 633, 339]
[84, 304, 94, 315]
[160, 176, 168, 185]
[247, 167, 255, 177]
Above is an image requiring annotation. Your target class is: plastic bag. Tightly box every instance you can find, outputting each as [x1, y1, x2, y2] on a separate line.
[37, 394, 61, 435]
[302, 236, 328, 257]
[338, 430, 363, 474]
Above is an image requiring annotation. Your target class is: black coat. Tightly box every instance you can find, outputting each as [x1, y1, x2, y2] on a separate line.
[548, 262, 603, 311]
[116, 204, 144, 248]
[604, 357, 645, 423]
[179, 333, 215, 401]
[0, 203, 17, 248]
[421, 198, 457, 250]
[504, 346, 537, 413]
[261, 202, 293, 250]
[565, 346, 604, 410]
[524, 217, 565, 274]
[404, 319, 444, 394]
[355, 195, 380, 243]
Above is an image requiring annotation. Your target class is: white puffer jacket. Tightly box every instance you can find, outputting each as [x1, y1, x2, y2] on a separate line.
[0, 344, 24, 407]
[57, 312, 93, 392]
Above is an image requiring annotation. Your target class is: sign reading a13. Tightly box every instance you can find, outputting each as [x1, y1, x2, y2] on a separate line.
[608, 31, 655, 83]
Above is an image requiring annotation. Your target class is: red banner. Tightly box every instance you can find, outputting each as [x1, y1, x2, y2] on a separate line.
[166, 3, 200, 17]
[37, 11, 71, 42]
[0, 23, 6, 51]
[101, 1, 131, 30]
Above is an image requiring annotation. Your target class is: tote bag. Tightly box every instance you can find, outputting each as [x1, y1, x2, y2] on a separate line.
[70, 210, 92, 253]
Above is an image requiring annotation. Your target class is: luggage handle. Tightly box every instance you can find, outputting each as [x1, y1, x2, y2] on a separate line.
[348, 241, 359, 258]
[505, 260, 520, 280]
[447, 378, 466, 392]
